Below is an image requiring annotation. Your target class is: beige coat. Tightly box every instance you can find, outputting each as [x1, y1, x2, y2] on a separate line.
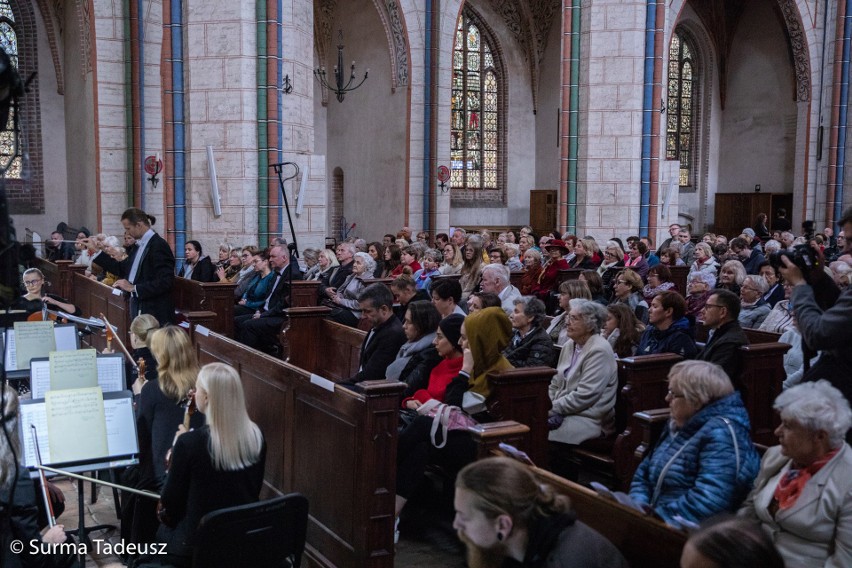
[738, 444, 852, 568]
[548, 334, 618, 445]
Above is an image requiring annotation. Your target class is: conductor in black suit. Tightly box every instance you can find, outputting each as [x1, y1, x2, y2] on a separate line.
[235, 244, 303, 352]
[89, 207, 176, 326]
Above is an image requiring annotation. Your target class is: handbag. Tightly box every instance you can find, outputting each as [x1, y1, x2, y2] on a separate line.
[417, 399, 478, 448]
[462, 391, 487, 414]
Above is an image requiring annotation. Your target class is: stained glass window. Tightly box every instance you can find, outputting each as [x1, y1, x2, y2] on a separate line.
[666, 31, 694, 188]
[451, 12, 499, 192]
[0, 0, 19, 177]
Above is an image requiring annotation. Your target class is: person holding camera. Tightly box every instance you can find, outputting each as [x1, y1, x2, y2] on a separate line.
[779, 207, 852, 412]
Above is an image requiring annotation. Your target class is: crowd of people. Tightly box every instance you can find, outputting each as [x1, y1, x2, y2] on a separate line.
[6, 207, 852, 566]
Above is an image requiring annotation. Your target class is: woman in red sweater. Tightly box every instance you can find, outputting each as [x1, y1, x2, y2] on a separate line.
[401, 313, 465, 409]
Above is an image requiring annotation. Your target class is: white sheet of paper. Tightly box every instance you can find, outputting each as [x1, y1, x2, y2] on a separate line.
[14, 321, 56, 369]
[195, 325, 210, 336]
[112, 287, 123, 296]
[30, 355, 125, 399]
[5, 325, 78, 372]
[310, 373, 335, 392]
[49, 349, 98, 391]
[45, 387, 108, 464]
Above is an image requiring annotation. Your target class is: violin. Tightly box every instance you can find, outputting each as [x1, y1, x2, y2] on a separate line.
[163, 389, 197, 472]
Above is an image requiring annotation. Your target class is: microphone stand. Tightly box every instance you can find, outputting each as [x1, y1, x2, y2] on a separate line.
[269, 162, 300, 259]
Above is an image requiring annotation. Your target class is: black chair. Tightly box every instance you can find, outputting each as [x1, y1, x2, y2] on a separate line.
[192, 493, 309, 568]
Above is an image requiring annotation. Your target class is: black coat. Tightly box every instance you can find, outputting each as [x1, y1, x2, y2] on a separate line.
[398, 345, 443, 397]
[697, 320, 749, 390]
[263, 262, 303, 317]
[318, 261, 353, 302]
[179, 255, 216, 282]
[504, 326, 557, 368]
[93, 231, 176, 326]
[352, 316, 406, 383]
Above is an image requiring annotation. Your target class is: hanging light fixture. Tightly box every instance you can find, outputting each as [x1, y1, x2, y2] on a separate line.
[313, 30, 369, 103]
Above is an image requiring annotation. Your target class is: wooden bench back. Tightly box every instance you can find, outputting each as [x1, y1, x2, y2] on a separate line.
[191, 328, 403, 568]
[695, 321, 782, 344]
[291, 280, 320, 307]
[668, 265, 689, 296]
[533, 467, 686, 567]
[70, 271, 133, 350]
[172, 277, 237, 337]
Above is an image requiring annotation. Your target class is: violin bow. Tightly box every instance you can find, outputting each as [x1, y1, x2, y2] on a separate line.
[100, 312, 137, 369]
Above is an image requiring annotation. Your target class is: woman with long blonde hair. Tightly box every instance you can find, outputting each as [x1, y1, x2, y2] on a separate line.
[158, 363, 266, 565]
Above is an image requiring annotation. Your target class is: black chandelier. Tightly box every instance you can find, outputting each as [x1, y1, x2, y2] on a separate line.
[313, 30, 369, 103]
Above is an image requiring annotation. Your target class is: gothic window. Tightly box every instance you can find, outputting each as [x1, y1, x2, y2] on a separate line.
[451, 11, 501, 193]
[666, 30, 695, 188]
[0, 0, 19, 177]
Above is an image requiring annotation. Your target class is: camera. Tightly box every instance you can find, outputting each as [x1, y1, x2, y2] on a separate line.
[769, 244, 818, 275]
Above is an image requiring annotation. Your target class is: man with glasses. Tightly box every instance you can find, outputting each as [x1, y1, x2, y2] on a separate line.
[656, 224, 681, 258]
[696, 289, 748, 389]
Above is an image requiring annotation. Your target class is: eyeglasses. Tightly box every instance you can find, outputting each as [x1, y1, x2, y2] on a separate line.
[740, 286, 759, 293]
[667, 389, 685, 399]
[24, 279, 42, 286]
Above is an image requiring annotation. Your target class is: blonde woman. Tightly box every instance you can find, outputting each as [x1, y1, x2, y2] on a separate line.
[129, 313, 160, 389]
[158, 363, 266, 565]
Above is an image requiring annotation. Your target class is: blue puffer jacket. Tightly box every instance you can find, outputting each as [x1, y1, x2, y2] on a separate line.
[636, 317, 698, 359]
[628, 391, 759, 524]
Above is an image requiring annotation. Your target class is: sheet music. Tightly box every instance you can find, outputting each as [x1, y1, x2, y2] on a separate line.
[4, 325, 79, 372]
[49, 349, 98, 391]
[14, 321, 55, 369]
[30, 355, 125, 399]
[46, 387, 108, 464]
[19, 392, 139, 467]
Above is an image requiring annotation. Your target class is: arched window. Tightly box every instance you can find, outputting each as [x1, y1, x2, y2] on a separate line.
[0, 0, 20, 177]
[666, 30, 695, 188]
[450, 10, 502, 196]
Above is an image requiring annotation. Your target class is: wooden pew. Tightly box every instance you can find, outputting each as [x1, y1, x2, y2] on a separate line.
[695, 321, 782, 344]
[283, 307, 554, 465]
[556, 268, 584, 284]
[668, 265, 689, 295]
[292, 280, 320, 307]
[69, 271, 133, 351]
[190, 328, 403, 568]
[31, 258, 85, 301]
[533, 466, 686, 567]
[172, 277, 238, 337]
[509, 270, 525, 290]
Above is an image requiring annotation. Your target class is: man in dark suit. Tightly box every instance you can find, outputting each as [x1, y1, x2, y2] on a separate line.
[90, 208, 175, 326]
[235, 244, 303, 352]
[349, 284, 406, 383]
[697, 289, 748, 390]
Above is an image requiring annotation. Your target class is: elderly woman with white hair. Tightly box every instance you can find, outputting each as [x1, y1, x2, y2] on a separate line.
[547, 299, 618, 449]
[629, 360, 760, 524]
[738, 274, 772, 328]
[326, 251, 376, 327]
[686, 270, 716, 318]
[738, 381, 852, 568]
[688, 242, 719, 281]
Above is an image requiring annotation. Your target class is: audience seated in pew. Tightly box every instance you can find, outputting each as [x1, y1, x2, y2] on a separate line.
[467, 291, 501, 314]
[685, 271, 715, 319]
[610, 269, 649, 323]
[739, 275, 772, 329]
[629, 360, 759, 525]
[232, 246, 258, 298]
[504, 297, 557, 368]
[779, 323, 820, 390]
[233, 248, 274, 317]
[325, 252, 375, 327]
[636, 291, 698, 359]
[400, 314, 465, 412]
[548, 300, 618, 476]
[390, 274, 430, 322]
[413, 248, 442, 291]
[459, 236, 485, 302]
[429, 277, 466, 318]
[519, 249, 544, 296]
[479, 263, 522, 316]
[394, 309, 512, 530]
[641, 264, 677, 305]
[317, 242, 354, 303]
[453, 457, 627, 568]
[178, 240, 217, 283]
[345, 283, 407, 384]
[738, 381, 852, 568]
[681, 517, 784, 568]
[386, 301, 442, 398]
[758, 282, 795, 333]
[234, 244, 302, 353]
[603, 304, 644, 358]
[532, 240, 571, 302]
[308, 247, 339, 282]
[759, 261, 785, 308]
[155, 363, 266, 568]
[696, 289, 749, 389]
[545, 280, 591, 347]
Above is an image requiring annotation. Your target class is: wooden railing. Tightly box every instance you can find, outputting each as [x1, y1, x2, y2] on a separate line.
[172, 277, 238, 337]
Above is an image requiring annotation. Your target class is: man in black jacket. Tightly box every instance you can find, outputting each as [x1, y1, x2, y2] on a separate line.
[697, 289, 748, 389]
[349, 284, 406, 383]
[90, 208, 175, 326]
[235, 244, 302, 352]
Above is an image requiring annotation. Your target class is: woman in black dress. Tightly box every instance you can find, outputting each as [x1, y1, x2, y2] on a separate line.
[157, 362, 266, 567]
[12, 268, 80, 317]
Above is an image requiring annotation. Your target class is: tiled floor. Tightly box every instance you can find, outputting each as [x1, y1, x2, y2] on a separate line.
[51, 476, 464, 567]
